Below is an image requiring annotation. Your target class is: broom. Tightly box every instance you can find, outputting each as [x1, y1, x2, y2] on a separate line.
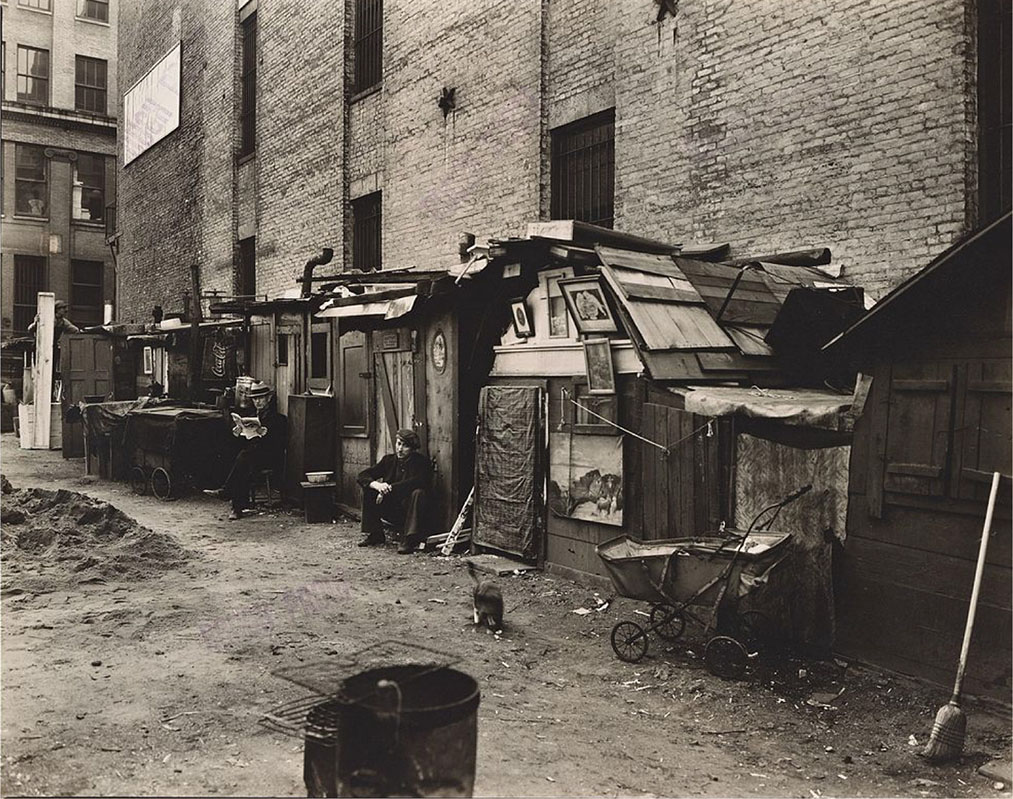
[922, 470, 1002, 763]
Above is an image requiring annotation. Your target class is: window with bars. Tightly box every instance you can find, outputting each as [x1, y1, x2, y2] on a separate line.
[237, 237, 256, 296]
[15, 144, 47, 217]
[73, 153, 105, 223]
[978, 0, 1012, 223]
[71, 260, 104, 327]
[18, 0, 51, 10]
[16, 45, 49, 105]
[550, 109, 615, 229]
[77, 0, 109, 22]
[75, 56, 107, 113]
[14, 255, 47, 334]
[239, 12, 257, 157]
[353, 0, 382, 93]
[352, 192, 382, 271]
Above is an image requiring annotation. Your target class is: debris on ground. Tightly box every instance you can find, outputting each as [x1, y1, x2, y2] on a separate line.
[0, 478, 192, 590]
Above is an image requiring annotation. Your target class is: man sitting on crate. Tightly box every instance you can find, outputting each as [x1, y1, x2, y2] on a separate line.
[204, 381, 287, 520]
[356, 428, 432, 553]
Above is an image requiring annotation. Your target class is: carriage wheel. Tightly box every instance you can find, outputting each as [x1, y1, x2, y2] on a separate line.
[650, 604, 686, 641]
[130, 467, 149, 495]
[150, 467, 174, 501]
[737, 610, 776, 653]
[704, 635, 748, 680]
[611, 621, 649, 663]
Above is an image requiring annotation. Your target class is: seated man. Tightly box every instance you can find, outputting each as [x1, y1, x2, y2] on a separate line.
[204, 381, 287, 520]
[356, 428, 432, 553]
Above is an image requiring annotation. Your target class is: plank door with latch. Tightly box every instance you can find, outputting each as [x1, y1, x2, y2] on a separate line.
[372, 328, 426, 457]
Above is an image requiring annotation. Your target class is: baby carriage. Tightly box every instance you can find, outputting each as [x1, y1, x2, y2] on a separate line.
[596, 485, 811, 679]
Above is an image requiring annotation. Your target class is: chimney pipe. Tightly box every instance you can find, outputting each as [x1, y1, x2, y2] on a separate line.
[301, 248, 335, 297]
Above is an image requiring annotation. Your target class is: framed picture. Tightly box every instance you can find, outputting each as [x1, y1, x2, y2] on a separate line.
[583, 338, 616, 395]
[558, 277, 618, 334]
[510, 299, 534, 338]
[142, 345, 154, 375]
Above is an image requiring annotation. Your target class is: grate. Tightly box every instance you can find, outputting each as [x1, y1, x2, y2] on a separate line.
[261, 640, 460, 743]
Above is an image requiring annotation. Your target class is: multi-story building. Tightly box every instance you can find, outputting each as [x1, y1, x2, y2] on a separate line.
[116, 0, 1008, 319]
[0, 0, 118, 363]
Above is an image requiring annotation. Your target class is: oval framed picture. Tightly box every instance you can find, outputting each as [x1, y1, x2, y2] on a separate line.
[431, 329, 447, 373]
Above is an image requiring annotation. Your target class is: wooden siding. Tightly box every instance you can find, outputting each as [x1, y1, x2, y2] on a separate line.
[674, 258, 782, 326]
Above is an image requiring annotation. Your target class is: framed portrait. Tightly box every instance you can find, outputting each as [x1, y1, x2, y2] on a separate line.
[559, 277, 618, 335]
[582, 338, 616, 395]
[142, 345, 154, 375]
[510, 299, 534, 338]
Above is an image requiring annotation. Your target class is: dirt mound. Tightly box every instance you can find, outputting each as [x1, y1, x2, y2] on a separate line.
[1, 478, 192, 589]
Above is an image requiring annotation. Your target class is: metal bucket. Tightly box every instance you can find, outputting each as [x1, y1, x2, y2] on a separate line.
[304, 664, 480, 798]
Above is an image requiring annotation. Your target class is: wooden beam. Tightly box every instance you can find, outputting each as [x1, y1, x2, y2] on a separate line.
[32, 293, 55, 449]
[297, 269, 450, 285]
[724, 248, 832, 267]
[526, 219, 680, 255]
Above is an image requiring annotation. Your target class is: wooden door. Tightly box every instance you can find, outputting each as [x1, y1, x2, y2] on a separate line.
[275, 325, 301, 416]
[62, 334, 113, 458]
[372, 328, 425, 456]
[640, 403, 721, 539]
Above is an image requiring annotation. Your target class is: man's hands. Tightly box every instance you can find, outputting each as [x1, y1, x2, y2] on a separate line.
[370, 480, 393, 504]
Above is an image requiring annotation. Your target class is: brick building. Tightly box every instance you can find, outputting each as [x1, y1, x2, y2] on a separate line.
[1, 0, 118, 358]
[116, 0, 1008, 319]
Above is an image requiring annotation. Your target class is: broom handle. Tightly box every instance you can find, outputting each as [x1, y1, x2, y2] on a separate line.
[951, 471, 1001, 702]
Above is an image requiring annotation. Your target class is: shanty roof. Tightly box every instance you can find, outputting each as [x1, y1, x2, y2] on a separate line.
[823, 211, 1011, 352]
[668, 385, 853, 429]
[588, 243, 854, 382]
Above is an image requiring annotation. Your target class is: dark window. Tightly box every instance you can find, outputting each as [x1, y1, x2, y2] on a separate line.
[73, 153, 105, 222]
[240, 12, 257, 157]
[978, 0, 1012, 222]
[310, 331, 328, 379]
[277, 332, 289, 366]
[353, 0, 382, 93]
[75, 55, 107, 113]
[77, 0, 109, 22]
[352, 192, 382, 271]
[551, 109, 615, 229]
[15, 144, 47, 217]
[18, 0, 51, 10]
[237, 237, 256, 296]
[16, 45, 49, 105]
[13, 255, 47, 334]
[70, 260, 104, 327]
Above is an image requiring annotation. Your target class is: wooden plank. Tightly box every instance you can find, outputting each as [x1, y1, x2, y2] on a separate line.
[33, 292, 55, 449]
[892, 379, 950, 392]
[623, 284, 705, 304]
[867, 362, 891, 517]
[886, 463, 943, 478]
[967, 380, 1013, 393]
[376, 353, 399, 452]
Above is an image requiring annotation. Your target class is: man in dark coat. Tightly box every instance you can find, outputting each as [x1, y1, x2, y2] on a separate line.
[204, 381, 287, 520]
[356, 428, 432, 553]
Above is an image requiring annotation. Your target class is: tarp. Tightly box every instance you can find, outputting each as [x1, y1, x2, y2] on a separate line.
[473, 385, 542, 560]
[670, 385, 852, 429]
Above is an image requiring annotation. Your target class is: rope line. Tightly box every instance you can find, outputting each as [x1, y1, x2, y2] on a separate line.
[561, 389, 714, 456]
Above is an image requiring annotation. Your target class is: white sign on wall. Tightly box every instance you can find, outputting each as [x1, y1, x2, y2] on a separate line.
[124, 42, 182, 166]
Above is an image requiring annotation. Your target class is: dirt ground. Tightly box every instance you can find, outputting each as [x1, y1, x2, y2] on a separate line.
[1, 432, 1010, 798]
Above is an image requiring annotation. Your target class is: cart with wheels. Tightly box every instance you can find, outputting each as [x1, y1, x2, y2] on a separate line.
[597, 486, 810, 679]
[123, 406, 237, 501]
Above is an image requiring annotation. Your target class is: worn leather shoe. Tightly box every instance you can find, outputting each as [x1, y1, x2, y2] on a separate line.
[397, 538, 418, 554]
[358, 535, 384, 547]
[228, 509, 243, 521]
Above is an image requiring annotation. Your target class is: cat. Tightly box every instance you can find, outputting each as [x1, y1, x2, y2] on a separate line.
[467, 561, 504, 633]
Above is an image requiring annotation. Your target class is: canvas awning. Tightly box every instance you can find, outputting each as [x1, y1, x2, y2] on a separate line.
[669, 385, 853, 428]
[315, 290, 417, 321]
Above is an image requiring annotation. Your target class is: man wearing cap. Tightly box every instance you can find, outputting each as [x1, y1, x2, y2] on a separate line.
[204, 381, 287, 520]
[356, 428, 432, 553]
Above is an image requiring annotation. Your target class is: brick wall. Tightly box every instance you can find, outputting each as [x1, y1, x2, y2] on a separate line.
[116, 0, 981, 319]
[613, 0, 976, 298]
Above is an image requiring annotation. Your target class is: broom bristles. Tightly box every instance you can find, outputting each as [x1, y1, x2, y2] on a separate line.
[921, 700, 967, 762]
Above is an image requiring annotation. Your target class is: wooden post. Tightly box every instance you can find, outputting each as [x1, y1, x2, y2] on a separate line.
[32, 292, 55, 448]
[189, 264, 203, 401]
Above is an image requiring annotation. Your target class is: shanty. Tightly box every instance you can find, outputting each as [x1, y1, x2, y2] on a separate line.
[1, 2, 1009, 797]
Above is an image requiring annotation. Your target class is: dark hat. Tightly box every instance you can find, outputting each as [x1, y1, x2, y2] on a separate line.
[249, 381, 272, 399]
[395, 428, 421, 450]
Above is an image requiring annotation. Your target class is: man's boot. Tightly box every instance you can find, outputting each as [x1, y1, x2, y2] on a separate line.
[358, 533, 384, 547]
